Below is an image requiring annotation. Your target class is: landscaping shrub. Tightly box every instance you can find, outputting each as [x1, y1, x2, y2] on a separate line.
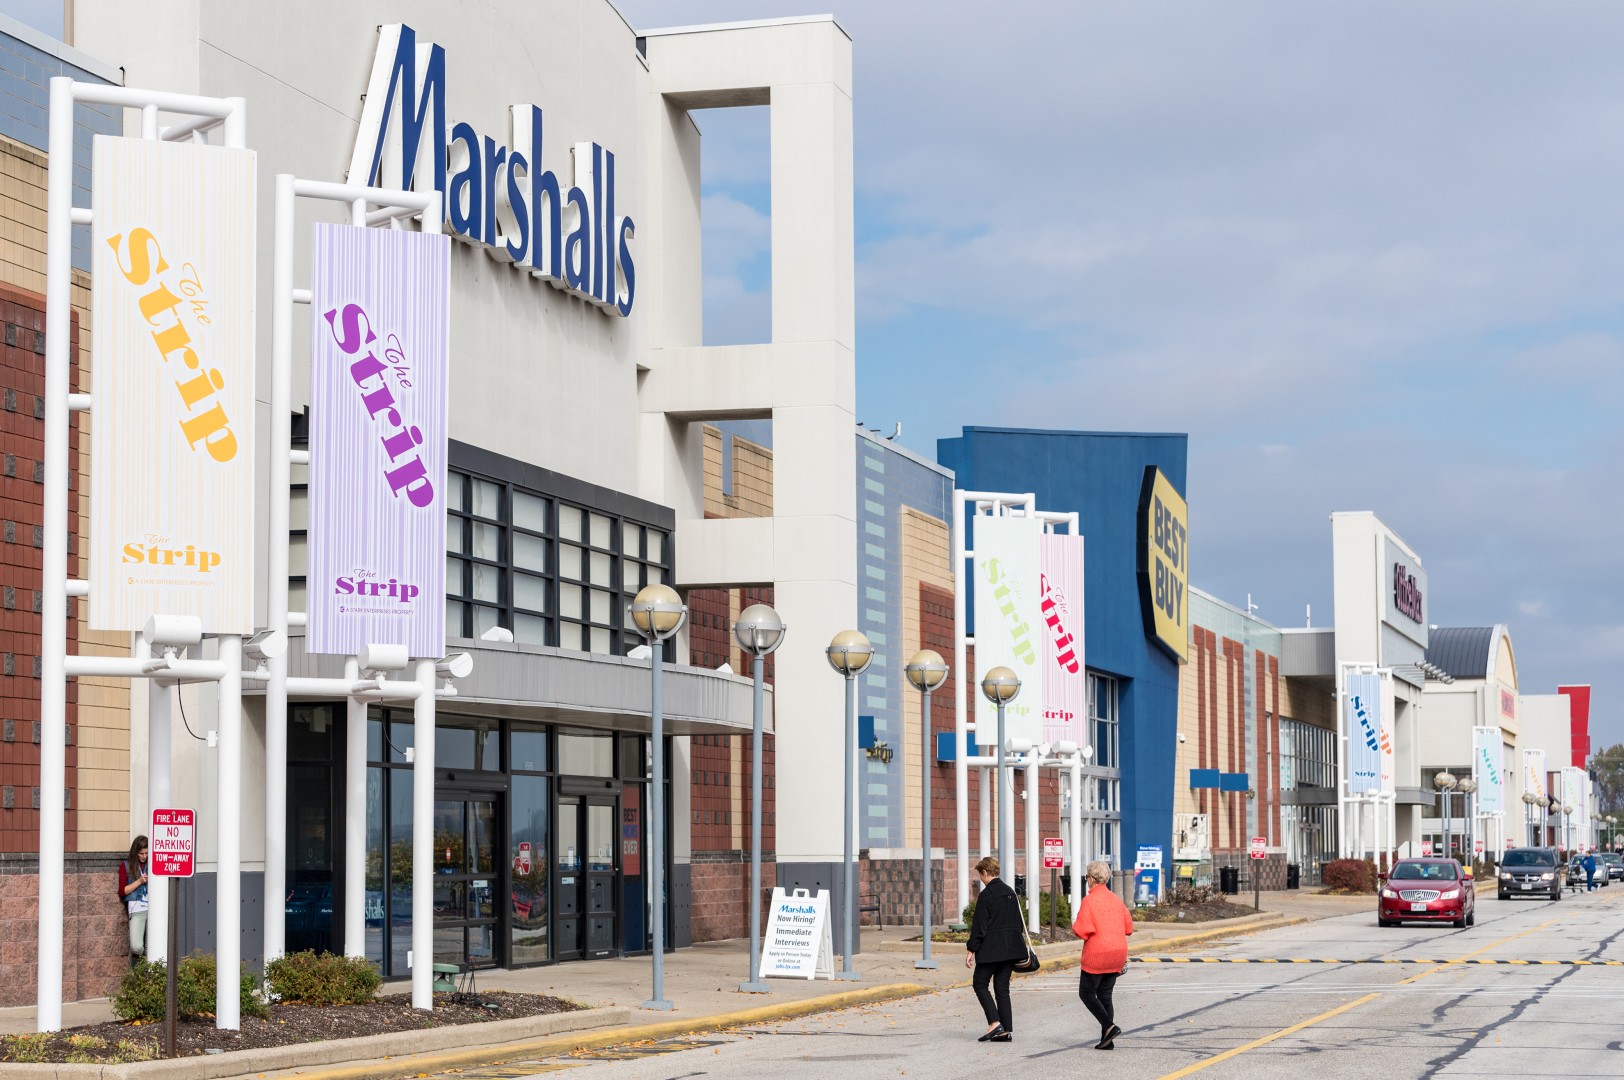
[113, 953, 266, 1022]
[266, 951, 382, 1006]
[1159, 882, 1216, 907]
[962, 890, 1072, 929]
[1322, 858, 1377, 894]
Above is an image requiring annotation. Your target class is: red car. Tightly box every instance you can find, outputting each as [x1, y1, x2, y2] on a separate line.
[1378, 858, 1475, 928]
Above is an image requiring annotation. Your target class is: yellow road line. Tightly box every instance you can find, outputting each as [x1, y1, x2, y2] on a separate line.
[1154, 918, 1562, 1079]
[1152, 993, 1383, 1080]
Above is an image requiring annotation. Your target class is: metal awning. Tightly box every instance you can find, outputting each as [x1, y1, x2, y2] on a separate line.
[276, 635, 771, 737]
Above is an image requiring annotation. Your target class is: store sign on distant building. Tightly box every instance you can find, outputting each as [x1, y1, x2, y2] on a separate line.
[1039, 534, 1085, 745]
[89, 137, 257, 633]
[1136, 467, 1189, 662]
[348, 24, 636, 317]
[1346, 672, 1384, 794]
[1473, 726, 1504, 815]
[974, 515, 1044, 743]
[1381, 538, 1429, 648]
[308, 224, 450, 657]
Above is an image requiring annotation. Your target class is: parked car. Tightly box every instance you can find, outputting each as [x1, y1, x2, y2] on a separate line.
[1497, 847, 1561, 901]
[1378, 858, 1475, 928]
[1566, 854, 1610, 888]
[1597, 852, 1624, 882]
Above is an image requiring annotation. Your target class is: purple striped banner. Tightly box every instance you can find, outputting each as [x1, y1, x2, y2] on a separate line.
[307, 224, 449, 657]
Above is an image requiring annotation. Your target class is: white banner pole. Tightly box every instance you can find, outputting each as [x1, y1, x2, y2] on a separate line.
[952, 489, 969, 916]
[412, 659, 436, 1009]
[263, 173, 297, 965]
[1025, 755, 1039, 932]
[36, 76, 75, 1034]
[344, 658, 367, 957]
[145, 644, 173, 964]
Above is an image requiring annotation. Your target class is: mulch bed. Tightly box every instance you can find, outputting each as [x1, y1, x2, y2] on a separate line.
[0, 991, 581, 1065]
[1133, 898, 1261, 923]
[927, 926, 1076, 945]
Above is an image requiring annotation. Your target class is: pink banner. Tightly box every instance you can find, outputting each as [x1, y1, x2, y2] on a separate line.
[1040, 534, 1086, 745]
[307, 224, 449, 657]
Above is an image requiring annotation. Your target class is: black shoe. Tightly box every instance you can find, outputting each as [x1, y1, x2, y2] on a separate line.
[1096, 1024, 1121, 1049]
[991, 1031, 1012, 1042]
[978, 1025, 1005, 1042]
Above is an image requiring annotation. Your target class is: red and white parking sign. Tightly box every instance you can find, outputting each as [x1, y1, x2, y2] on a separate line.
[1421, 840, 1433, 857]
[1043, 837, 1065, 869]
[150, 807, 195, 878]
[1249, 836, 1267, 860]
[1474, 839, 1484, 855]
[516, 841, 532, 875]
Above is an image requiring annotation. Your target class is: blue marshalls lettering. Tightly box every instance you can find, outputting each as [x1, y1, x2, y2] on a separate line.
[349, 24, 636, 317]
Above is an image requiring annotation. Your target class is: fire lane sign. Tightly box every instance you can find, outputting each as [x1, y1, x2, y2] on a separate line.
[1249, 836, 1267, 861]
[1043, 837, 1065, 869]
[150, 807, 195, 878]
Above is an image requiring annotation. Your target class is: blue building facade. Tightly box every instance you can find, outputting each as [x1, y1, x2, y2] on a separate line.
[0, 13, 121, 270]
[938, 427, 1189, 866]
[855, 428, 955, 849]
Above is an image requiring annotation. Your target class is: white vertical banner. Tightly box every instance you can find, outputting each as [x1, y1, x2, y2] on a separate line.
[1345, 672, 1382, 795]
[1562, 767, 1586, 834]
[1522, 749, 1547, 802]
[973, 515, 1043, 745]
[1039, 534, 1085, 746]
[89, 136, 257, 633]
[1472, 726, 1505, 815]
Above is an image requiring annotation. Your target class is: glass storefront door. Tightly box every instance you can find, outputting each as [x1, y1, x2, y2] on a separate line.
[554, 794, 618, 960]
[433, 792, 502, 969]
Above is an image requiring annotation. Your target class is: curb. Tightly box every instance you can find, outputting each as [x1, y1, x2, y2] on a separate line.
[0, 1006, 628, 1080]
[257, 982, 935, 1080]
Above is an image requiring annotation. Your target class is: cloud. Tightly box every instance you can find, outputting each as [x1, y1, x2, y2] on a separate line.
[619, 0, 1624, 743]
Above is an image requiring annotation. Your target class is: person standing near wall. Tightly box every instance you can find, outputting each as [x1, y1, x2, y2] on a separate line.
[964, 856, 1026, 1042]
[1072, 859, 1134, 1049]
[117, 836, 150, 965]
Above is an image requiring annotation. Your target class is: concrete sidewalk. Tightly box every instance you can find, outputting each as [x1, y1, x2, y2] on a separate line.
[0, 888, 1371, 1039]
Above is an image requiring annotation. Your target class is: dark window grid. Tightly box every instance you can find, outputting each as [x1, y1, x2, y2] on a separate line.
[557, 503, 628, 653]
[616, 525, 672, 654]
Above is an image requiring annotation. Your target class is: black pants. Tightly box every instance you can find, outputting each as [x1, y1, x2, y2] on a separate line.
[1078, 970, 1119, 1034]
[973, 959, 1016, 1030]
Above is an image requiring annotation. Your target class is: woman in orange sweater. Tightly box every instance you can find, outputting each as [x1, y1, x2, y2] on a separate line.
[1070, 859, 1133, 1049]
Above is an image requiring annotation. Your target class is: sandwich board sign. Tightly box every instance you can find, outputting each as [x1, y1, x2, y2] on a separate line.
[760, 887, 834, 980]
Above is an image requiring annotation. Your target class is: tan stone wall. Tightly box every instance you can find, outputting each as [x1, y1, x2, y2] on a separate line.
[1279, 676, 1334, 731]
[701, 424, 772, 519]
[0, 135, 129, 853]
[900, 508, 951, 848]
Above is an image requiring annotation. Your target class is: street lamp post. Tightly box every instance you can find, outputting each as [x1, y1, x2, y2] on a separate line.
[905, 650, 950, 972]
[979, 667, 1022, 875]
[1562, 804, 1574, 857]
[827, 630, 875, 982]
[1433, 771, 1457, 859]
[1458, 777, 1478, 866]
[1541, 795, 1553, 847]
[1522, 791, 1537, 847]
[735, 604, 786, 994]
[628, 584, 688, 1011]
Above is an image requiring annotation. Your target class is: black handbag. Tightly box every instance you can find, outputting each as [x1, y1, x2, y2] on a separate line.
[1013, 919, 1040, 973]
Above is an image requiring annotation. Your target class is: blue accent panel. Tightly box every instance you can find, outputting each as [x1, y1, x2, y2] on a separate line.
[1219, 772, 1250, 793]
[1189, 769, 1221, 789]
[858, 715, 875, 749]
[937, 426, 1189, 865]
[935, 732, 982, 762]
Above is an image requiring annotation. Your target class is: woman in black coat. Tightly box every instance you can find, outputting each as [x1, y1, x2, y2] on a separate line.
[965, 855, 1027, 1042]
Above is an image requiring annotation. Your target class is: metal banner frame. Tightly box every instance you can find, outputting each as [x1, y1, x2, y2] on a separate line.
[951, 489, 1087, 929]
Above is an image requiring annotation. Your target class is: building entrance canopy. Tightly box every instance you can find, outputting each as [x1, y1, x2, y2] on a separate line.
[278, 638, 770, 737]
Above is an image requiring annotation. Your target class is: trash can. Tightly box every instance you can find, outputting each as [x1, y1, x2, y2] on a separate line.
[1013, 874, 1026, 898]
[1220, 866, 1240, 895]
[1286, 863, 1301, 890]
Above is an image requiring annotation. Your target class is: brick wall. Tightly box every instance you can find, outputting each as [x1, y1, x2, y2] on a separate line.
[0, 279, 78, 854]
[0, 853, 128, 1006]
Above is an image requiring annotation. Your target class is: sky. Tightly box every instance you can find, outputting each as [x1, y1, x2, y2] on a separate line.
[7, 1, 1620, 747]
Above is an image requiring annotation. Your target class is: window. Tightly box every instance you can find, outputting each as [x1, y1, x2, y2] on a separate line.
[441, 468, 670, 656]
[1089, 674, 1120, 770]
